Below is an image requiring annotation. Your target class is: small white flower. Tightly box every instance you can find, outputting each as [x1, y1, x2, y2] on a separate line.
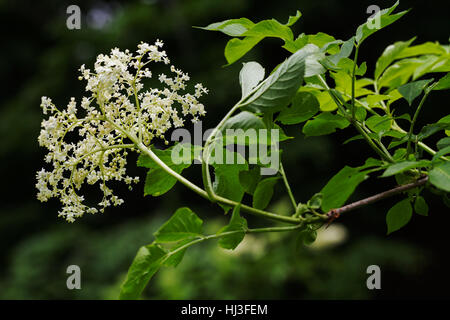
[36, 40, 208, 222]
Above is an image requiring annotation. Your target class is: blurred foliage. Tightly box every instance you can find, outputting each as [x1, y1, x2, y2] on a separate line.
[0, 211, 426, 299]
[1, 0, 449, 299]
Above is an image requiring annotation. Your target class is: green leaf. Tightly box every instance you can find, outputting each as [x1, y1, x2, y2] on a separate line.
[355, 107, 367, 122]
[429, 162, 450, 192]
[388, 135, 410, 149]
[283, 33, 308, 53]
[138, 145, 193, 197]
[217, 205, 248, 250]
[162, 240, 191, 267]
[220, 120, 291, 149]
[356, 61, 367, 76]
[119, 244, 167, 299]
[397, 79, 433, 106]
[432, 73, 450, 91]
[366, 114, 391, 133]
[198, 18, 255, 36]
[221, 111, 266, 131]
[329, 71, 373, 98]
[414, 196, 429, 216]
[307, 193, 323, 210]
[330, 70, 352, 93]
[295, 203, 309, 216]
[239, 167, 261, 195]
[418, 123, 450, 140]
[225, 36, 263, 65]
[252, 177, 280, 210]
[443, 194, 450, 208]
[437, 137, 450, 150]
[243, 19, 293, 41]
[297, 225, 317, 246]
[144, 169, 178, 197]
[440, 114, 450, 136]
[307, 32, 336, 48]
[378, 58, 422, 89]
[438, 115, 450, 124]
[375, 38, 416, 79]
[219, 12, 301, 64]
[219, 111, 267, 145]
[413, 55, 449, 80]
[119, 207, 206, 299]
[239, 62, 265, 98]
[276, 91, 320, 125]
[432, 146, 450, 162]
[313, 90, 339, 112]
[284, 31, 336, 54]
[386, 198, 413, 234]
[303, 45, 326, 78]
[355, 1, 409, 45]
[397, 42, 446, 59]
[366, 94, 390, 107]
[303, 112, 350, 137]
[321, 166, 367, 212]
[154, 207, 203, 243]
[241, 46, 309, 113]
[284, 10, 302, 27]
[392, 148, 407, 161]
[381, 160, 430, 177]
[212, 149, 248, 213]
[327, 37, 354, 66]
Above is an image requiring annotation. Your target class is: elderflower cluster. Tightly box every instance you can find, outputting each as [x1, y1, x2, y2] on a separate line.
[36, 40, 208, 222]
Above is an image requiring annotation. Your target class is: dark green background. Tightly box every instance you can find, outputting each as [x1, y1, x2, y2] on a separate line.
[0, 0, 449, 299]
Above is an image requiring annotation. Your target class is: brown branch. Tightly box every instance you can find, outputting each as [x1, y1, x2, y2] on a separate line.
[327, 175, 429, 218]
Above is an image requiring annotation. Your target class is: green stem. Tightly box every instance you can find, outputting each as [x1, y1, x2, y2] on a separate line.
[213, 194, 303, 224]
[279, 163, 297, 210]
[350, 93, 444, 160]
[391, 122, 448, 160]
[372, 81, 439, 160]
[354, 121, 394, 162]
[406, 87, 431, 156]
[341, 92, 378, 115]
[351, 44, 360, 119]
[317, 75, 394, 162]
[139, 141, 210, 199]
[163, 224, 305, 260]
[202, 102, 242, 200]
[351, 45, 394, 163]
[105, 119, 302, 224]
[316, 75, 348, 116]
[264, 112, 297, 211]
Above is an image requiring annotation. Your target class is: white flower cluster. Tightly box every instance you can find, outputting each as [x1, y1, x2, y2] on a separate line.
[36, 40, 208, 222]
